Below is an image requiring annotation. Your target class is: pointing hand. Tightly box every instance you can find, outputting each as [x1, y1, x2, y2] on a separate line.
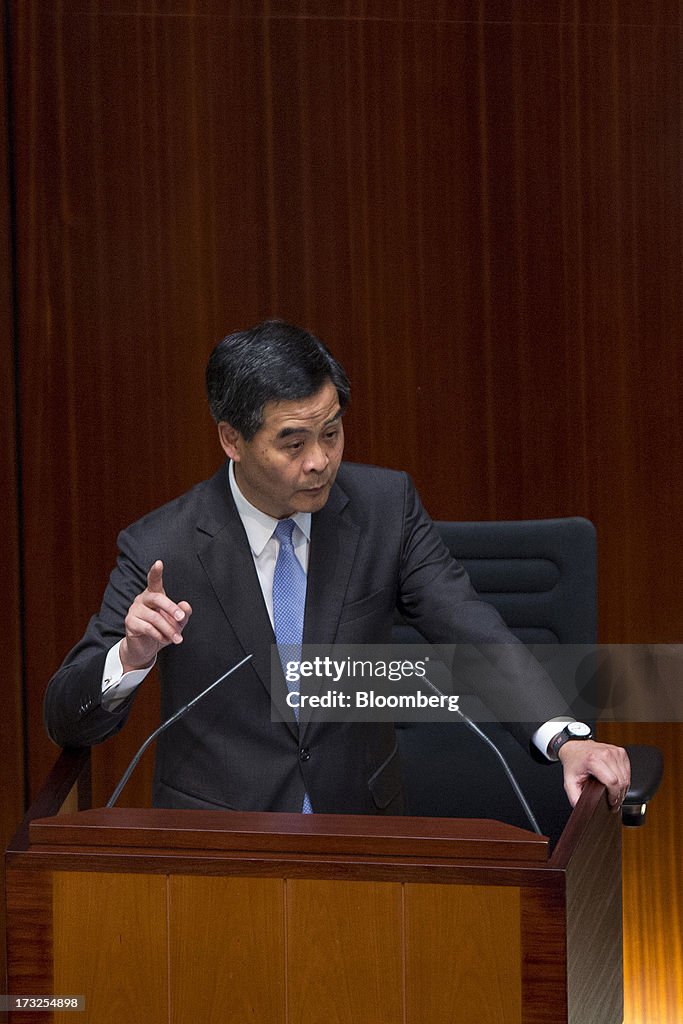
[120, 560, 192, 672]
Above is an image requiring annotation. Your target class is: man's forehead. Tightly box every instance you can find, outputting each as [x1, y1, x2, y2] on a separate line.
[261, 382, 342, 433]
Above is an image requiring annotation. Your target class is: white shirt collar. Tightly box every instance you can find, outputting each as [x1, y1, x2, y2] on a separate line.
[228, 460, 311, 556]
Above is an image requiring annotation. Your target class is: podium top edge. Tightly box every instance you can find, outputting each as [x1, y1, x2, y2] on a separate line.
[26, 807, 549, 864]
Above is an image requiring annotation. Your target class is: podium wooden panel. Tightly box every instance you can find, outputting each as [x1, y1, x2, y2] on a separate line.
[5, 752, 622, 1024]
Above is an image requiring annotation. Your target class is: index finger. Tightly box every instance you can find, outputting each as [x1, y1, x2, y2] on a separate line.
[147, 559, 165, 593]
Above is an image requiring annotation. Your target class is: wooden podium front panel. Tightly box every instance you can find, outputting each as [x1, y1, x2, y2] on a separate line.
[405, 883, 522, 1024]
[14, 872, 530, 1024]
[52, 873, 168, 1024]
[169, 876, 286, 1023]
[168, 877, 524, 1024]
[286, 879, 404, 1024]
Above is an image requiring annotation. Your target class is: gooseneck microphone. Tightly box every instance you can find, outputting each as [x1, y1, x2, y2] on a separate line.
[106, 654, 253, 808]
[422, 675, 543, 835]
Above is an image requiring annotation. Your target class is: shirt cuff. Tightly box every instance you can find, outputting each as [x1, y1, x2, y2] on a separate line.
[532, 717, 575, 761]
[101, 641, 155, 710]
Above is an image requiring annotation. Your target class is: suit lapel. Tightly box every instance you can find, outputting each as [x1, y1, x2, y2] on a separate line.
[304, 481, 360, 644]
[299, 482, 361, 735]
[194, 466, 288, 719]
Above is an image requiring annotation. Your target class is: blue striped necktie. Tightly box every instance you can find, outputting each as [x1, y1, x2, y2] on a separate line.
[272, 519, 313, 814]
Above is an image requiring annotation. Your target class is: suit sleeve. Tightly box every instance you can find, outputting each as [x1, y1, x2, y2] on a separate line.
[43, 528, 151, 747]
[394, 474, 570, 750]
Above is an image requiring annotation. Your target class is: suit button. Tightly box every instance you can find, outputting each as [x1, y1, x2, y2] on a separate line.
[299, 747, 310, 762]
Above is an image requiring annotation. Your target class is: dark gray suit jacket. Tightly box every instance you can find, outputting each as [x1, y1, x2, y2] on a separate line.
[44, 462, 565, 813]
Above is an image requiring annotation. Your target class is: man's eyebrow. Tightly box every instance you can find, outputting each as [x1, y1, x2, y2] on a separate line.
[275, 408, 343, 440]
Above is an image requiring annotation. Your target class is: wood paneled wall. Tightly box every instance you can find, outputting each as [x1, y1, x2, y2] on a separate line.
[0, 0, 26, 991]
[4, 2, 682, 1020]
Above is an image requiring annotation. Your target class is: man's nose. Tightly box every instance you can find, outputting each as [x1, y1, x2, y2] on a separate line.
[303, 443, 329, 473]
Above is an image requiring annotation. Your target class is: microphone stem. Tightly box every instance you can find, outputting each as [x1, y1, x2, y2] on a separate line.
[423, 676, 543, 835]
[454, 709, 543, 835]
[106, 654, 253, 808]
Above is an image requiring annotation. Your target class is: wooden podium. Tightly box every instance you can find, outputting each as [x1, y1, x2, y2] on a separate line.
[6, 751, 622, 1024]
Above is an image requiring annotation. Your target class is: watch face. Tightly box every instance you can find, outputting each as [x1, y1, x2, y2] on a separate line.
[568, 722, 592, 738]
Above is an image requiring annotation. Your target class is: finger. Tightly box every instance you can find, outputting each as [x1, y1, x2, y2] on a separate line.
[608, 787, 624, 811]
[146, 559, 165, 593]
[618, 749, 632, 791]
[594, 747, 631, 803]
[563, 775, 584, 807]
[608, 782, 630, 812]
[176, 600, 193, 624]
[126, 619, 181, 647]
[127, 605, 186, 645]
[133, 584, 188, 628]
[590, 761, 628, 810]
[173, 601, 193, 635]
[609, 769, 630, 812]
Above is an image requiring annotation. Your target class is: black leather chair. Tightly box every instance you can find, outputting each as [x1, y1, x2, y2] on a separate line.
[394, 517, 662, 843]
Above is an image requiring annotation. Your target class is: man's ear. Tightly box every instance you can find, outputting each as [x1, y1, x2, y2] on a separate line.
[217, 421, 242, 461]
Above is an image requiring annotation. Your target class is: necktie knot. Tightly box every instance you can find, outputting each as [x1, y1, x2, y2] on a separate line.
[274, 518, 296, 546]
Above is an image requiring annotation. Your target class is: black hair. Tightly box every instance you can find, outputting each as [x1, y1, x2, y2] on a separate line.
[206, 320, 350, 439]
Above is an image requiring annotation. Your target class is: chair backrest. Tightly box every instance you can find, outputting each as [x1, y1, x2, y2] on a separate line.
[394, 517, 597, 841]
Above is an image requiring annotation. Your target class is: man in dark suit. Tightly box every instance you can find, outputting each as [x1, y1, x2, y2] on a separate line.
[44, 321, 630, 814]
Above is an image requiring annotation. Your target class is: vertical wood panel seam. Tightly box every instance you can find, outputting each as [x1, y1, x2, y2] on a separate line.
[401, 882, 406, 1024]
[54, 3, 83, 610]
[570, 2, 590, 515]
[284, 876, 289, 1024]
[476, 0, 496, 513]
[609, 0, 633, 635]
[166, 875, 172, 1024]
[510, 16, 530, 500]
[261, 0, 279, 310]
[296, 15, 313, 324]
